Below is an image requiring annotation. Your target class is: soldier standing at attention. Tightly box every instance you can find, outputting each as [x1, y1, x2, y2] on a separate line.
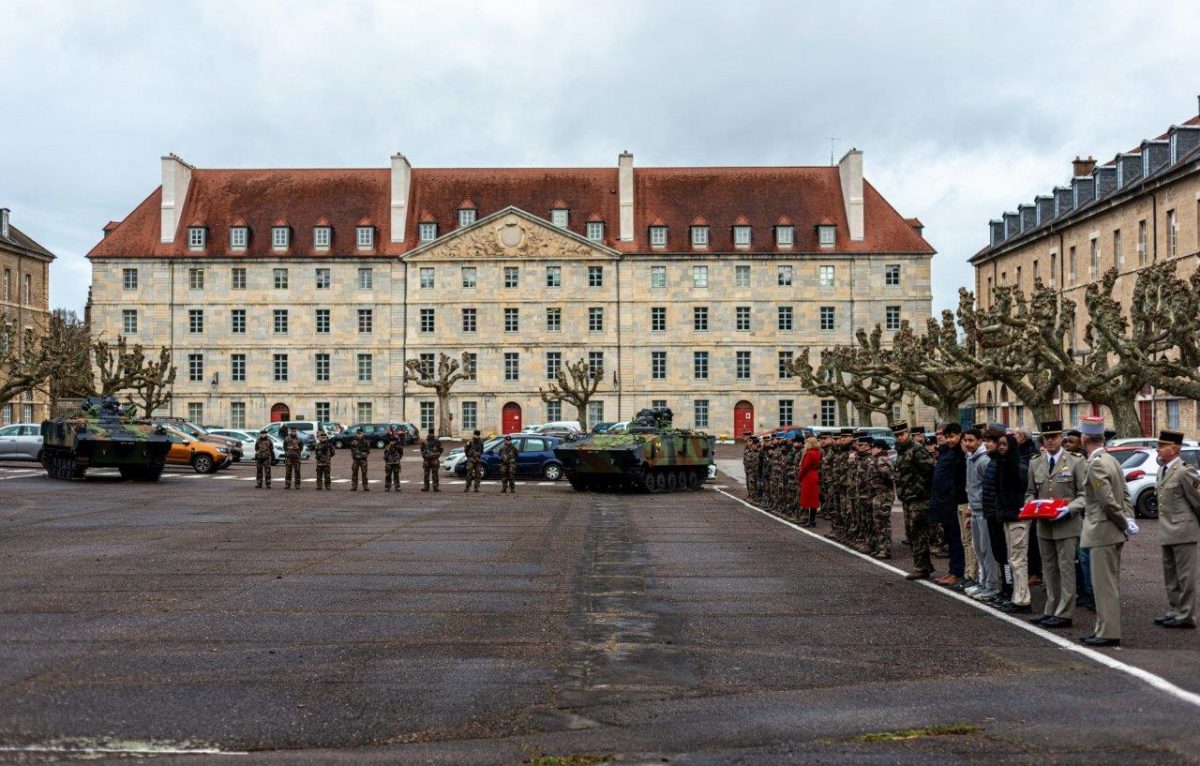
[314, 431, 334, 490]
[283, 427, 303, 489]
[464, 430, 484, 493]
[350, 429, 371, 491]
[754, 435, 769, 505]
[869, 438, 897, 558]
[420, 429, 442, 492]
[817, 432, 833, 520]
[848, 434, 874, 552]
[1151, 429, 1200, 630]
[826, 430, 852, 541]
[743, 434, 757, 500]
[254, 429, 273, 489]
[1079, 416, 1136, 647]
[894, 422, 936, 579]
[383, 434, 404, 491]
[498, 435, 518, 494]
[1026, 420, 1087, 629]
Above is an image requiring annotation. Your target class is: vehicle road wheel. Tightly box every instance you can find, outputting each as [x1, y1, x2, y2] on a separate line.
[653, 471, 667, 493]
[665, 471, 678, 492]
[193, 454, 214, 474]
[543, 463, 563, 481]
[686, 471, 700, 490]
[1136, 489, 1158, 519]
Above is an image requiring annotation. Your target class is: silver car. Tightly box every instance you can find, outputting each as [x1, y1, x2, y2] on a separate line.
[209, 429, 307, 464]
[0, 423, 43, 461]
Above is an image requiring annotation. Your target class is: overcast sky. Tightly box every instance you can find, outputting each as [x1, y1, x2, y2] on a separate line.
[2, 0, 1197, 316]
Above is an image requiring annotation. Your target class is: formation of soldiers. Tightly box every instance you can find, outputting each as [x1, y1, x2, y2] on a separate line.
[251, 426, 447, 492]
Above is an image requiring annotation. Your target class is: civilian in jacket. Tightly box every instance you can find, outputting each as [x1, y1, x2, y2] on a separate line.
[930, 423, 968, 586]
[992, 431, 1032, 613]
[797, 436, 822, 528]
[964, 428, 999, 598]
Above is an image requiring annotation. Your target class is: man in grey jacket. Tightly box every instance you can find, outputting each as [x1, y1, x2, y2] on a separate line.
[963, 427, 999, 599]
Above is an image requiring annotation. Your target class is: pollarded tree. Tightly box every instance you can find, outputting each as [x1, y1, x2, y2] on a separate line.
[539, 357, 603, 431]
[0, 314, 49, 408]
[791, 327, 904, 427]
[404, 351, 474, 437]
[37, 309, 94, 414]
[131, 345, 177, 417]
[885, 313, 984, 425]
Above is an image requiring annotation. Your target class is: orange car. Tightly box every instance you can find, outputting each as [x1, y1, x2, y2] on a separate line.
[160, 425, 232, 473]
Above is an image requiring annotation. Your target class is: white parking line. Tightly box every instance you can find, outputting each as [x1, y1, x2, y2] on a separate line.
[712, 486, 1200, 711]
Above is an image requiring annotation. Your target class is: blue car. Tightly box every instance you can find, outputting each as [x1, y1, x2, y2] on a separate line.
[454, 434, 565, 481]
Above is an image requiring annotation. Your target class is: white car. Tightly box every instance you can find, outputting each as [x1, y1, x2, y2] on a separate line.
[1109, 437, 1199, 448]
[209, 429, 308, 464]
[1108, 445, 1200, 518]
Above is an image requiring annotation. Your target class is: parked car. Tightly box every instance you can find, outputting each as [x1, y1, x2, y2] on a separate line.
[1110, 437, 1200, 448]
[330, 423, 407, 449]
[453, 434, 565, 481]
[591, 421, 617, 434]
[153, 418, 245, 462]
[528, 421, 582, 434]
[1107, 446, 1200, 519]
[160, 425, 232, 473]
[261, 420, 340, 448]
[208, 429, 307, 464]
[395, 423, 420, 444]
[0, 423, 43, 461]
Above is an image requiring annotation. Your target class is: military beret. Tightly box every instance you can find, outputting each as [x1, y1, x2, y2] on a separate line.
[1159, 429, 1185, 445]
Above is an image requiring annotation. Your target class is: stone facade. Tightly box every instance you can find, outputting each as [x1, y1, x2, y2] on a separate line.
[0, 208, 54, 425]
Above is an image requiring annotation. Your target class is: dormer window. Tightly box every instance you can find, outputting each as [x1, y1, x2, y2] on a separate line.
[1170, 132, 1179, 164]
[458, 208, 476, 227]
[313, 226, 331, 249]
[272, 226, 290, 250]
[356, 226, 374, 249]
[1142, 149, 1151, 178]
[775, 225, 794, 247]
[733, 225, 751, 247]
[690, 219, 709, 248]
[817, 224, 836, 247]
[187, 226, 206, 250]
[419, 222, 438, 242]
[229, 226, 248, 250]
[551, 205, 569, 228]
[649, 225, 668, 248]
[586, 220, 604, 242]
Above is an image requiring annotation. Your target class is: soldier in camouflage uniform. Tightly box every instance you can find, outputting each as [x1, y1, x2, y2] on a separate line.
[847, 434, 873, 551]
[826, 430, 852, 540]
[752, 436, 767, 505]
[498, 435, 518, 493]
[383, 435, 404, 491]
[464, 430, 484, 493]
[349, 429, 371, 491]
[743, 435, 758, 500]
[283, 427, 303, 489]
[782, 439, 798, 519]
[420, 429, 442, 492]
[313, 431, 334, 490]
[892, 421, 936, 578]
[254, 430, 273, 489]
[817, 433, 834, 519]
[869, 438, 897, 558]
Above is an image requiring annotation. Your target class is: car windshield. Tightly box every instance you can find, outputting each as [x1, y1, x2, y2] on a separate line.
[173, 422, 203, 437]
[1112, 450, 1148, 467]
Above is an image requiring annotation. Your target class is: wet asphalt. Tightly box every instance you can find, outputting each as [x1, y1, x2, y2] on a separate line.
[0, 450, 1198, 765]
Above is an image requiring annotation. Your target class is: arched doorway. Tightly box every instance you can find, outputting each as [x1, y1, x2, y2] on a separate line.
[270, 403, 290, 422]
[1000, 385, 1010, 426]
[985, 390, 995, 424]
[733, 400, 754, 438]
[501, 402, 522, 434]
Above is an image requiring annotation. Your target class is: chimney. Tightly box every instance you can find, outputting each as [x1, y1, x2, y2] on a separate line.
[1072, 155, 1097, 177]
[0, 208, 9, 240]
[390, 153, 412, 244]
[618, 151, 634, 242]
[159, 153, 193, 244]
[837, 148, 864, 241]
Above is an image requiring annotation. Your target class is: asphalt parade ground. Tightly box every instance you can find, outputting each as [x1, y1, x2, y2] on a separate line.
[1, 447, 1199, 765]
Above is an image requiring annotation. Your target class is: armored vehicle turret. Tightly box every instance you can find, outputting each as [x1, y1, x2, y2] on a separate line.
[553, 407, 715, 492]
[41, 396, 171, 481]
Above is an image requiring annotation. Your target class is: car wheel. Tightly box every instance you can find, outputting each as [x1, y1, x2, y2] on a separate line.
[543, 463, 563, 481]
[374, 439, 385, 449]
[1136, 489, 1158, 519]
[193, 454, 214, 473]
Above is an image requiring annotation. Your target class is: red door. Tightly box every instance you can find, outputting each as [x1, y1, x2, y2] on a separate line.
[270, 403, 290, 422]
[734, 400, 754, 438]
[1138, 401, 1153, 437]
[502, 402, 522, 434]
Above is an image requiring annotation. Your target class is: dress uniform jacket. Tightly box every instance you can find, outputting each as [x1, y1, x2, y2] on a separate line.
[1081, 449, 1133, 549]
[1027, 450, 1088, 539]
[1156, 459, 1200, 546]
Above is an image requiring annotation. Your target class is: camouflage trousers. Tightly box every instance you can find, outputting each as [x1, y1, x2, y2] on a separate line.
[826, 489, 844, 533]
[464, 459, 482, 491]
[351, 459, 368, 489]
[500, 462, 516, 492]
[285, 457, 301, 488]
[904, 501, 933, 574]
[871, 495, 894, 555]
[256, 460, 271, 487]
[384, 463, 400, 490]
[745, 466, 757, 499]
[315, 464, 331, 489]
[422, 459, 439, 490]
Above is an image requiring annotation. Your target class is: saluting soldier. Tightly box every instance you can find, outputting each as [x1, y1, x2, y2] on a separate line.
[383, 434, 404, 491]
[498, 435, 518, 494]
[1026, 420, 1087, 629]
[1152, 429, 1200, 629]
[420, 429, 443, 492]
[254, 430, 274, 489]
[313, 431, 334, 490]
[349, 428, 371, 491]
[283, 427, 303, 490]
[464, 430, 485, 493]
[894, 422, 936, 579]
[1079, 416, 1136, 647]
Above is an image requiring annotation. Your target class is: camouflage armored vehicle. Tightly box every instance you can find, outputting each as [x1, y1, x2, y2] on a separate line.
[554, 407, 715, 492]
[41, 396, 172, 481]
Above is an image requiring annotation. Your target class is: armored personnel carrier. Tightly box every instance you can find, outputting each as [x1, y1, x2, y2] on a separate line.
[554, 407, 715, 492]
[41, 396, 171, 481]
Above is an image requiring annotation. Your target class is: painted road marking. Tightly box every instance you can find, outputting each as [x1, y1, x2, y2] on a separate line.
[712, 486, 1200, 712]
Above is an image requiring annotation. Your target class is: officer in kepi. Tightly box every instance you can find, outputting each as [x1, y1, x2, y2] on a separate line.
[1152, 429, 1200, 629]
[1079, 415, 1136, 647]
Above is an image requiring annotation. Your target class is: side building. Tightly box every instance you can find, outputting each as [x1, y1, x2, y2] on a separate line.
[0, 208, 55, 424]
[88, 151, 934, 436]
[971, 100, 1200, 437]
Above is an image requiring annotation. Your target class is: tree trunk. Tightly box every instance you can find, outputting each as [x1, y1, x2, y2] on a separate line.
[575, 402, 589, 432]
[836, 399, 848, 428]
[1106, 399, 1144, 439]
[437, 390, 453, 437]
[1029, 402, 1059, 426]
[855, 405, 873, 428]
[938, 400, 961, 427]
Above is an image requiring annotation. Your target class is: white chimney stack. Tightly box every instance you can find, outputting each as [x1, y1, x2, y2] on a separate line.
[160, 153, 194, 244]
[391, 153, 412, 243]
[838, 148, 864, 241]
[618, 151, 634, 241]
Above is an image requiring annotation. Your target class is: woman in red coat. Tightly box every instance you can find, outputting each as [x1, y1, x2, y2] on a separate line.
[796, 436, 821, 528]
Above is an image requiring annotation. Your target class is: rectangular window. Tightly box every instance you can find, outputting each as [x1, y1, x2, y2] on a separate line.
[357, 353, 373, 383]
[1069, 246, 1077, 283]
[23, 274, 31, 304]
[188, 353, 204, 382]
[315, 308, 330, 334]
[884, 264, 900, 286]
[778, 265, 793, 286]
[651, 306, 666, 332]
[458, 209, 476, 228]
[652, 399, 667, 409]
[734, 226, 751, 246]
[188, 309, 204, 334]
[358, 308, 373, 334]
[650, 226, 668, 247]
[504, 352, 519, 381]
[779, 399, 794, 427]
[778, 351, 794, 379]
[546, 307, 562, 332]
[586, 221, 604, 241]
[356, 226, 374, 248]
[315, 402, 330, 423]
[651, 351, 666, 380]
[357, 268, 373, 290]
[818, 226, 836, 246]
[188, 227, 205, 249]
[819, 265, 835, 287]
[588, 351, 604, 377]
[461, 401, 478, 430]
[1050, 253, 1057, 285]
[820, 399, 836, 427]
[461, 266, 477, 288]
[1033, 259, 1040, 282]
[587, 400, 604, 426]
[272, 227, 289, 249]
[122, 309, 138, 334]
[1138, 220, 1148, 265]
[736, 350, 751, 380]
[735, 305, 751, 331]
[650, 265, 666, 288]
[231, 267, 246, 289]
[230, 402, 246, 429]
[693, 306, 709, 331]
[1167, 398, 1180, 429]
[691, 226, 709, 247]
[231, 353, 246, 382]
[886, 305, 901, 330]
[462, 308, 477, 333]
[419, 222, 437, 241]
[420, 308, 435, 333]
[776, 226, 794, 247]
[588, 307, 604, 332]
[418, 353, 435, 378]
[273, 309, 288, 334]
[546, 351, 562, 380]
[419, 267, 435, 289]
[188, 268, 204, 290]
[315, 353, 330, 382]
[819, 306, 835, 331]
[231, 309, 245, 334]
[735, 264, 750, 287]
[693, 265, 709, 288]
[361, 401, 377, 425]
[462, 353, 477, 380]
[187, 402, 204, 423]
[1113, 229, 1123, 266]
[551, 209, 569, 228]
[1168, 209, 1178, 258]
[1090, 239, 1099, 278]
[272, 268, 288, 289]
[693, 351, 709, 380]
[314, 227, 330, 249]
[588, 266, 604, 287]
[504, 266, 519, 288]
[546, 265, 561, 287]
[546, 400, 563, 421]
[693, 399, 710, 429]
[122, 267, 138, 290]
[504, 307, 519, 332]
[315, 268, 331, 289]
[777, 306, 793, 331]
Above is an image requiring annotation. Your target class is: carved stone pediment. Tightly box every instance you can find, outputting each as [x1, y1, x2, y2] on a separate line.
[405, 208, 618, 262]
